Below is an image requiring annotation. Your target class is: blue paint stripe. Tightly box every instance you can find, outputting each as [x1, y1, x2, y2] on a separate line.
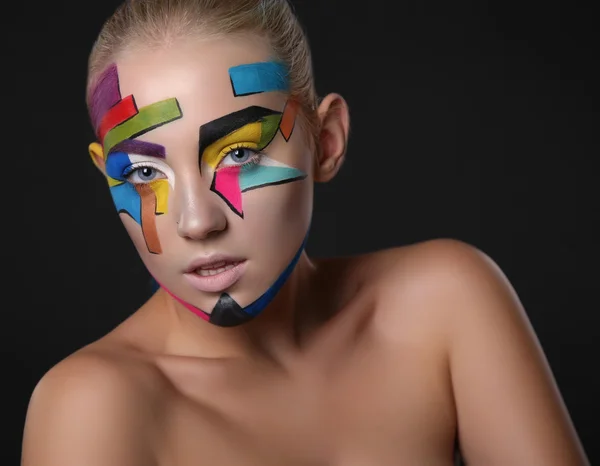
[229, 61, 289, 96]
[242, 231, 309, 317]
[105, 151, 131, 180]
[110, 182, 142, 225]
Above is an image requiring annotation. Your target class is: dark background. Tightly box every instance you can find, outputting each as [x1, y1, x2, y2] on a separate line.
[3, 0, 597, 464]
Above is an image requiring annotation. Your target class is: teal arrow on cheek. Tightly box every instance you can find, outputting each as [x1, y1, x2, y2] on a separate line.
[239, 159, 306, 192]
[211, 156, 307, 218]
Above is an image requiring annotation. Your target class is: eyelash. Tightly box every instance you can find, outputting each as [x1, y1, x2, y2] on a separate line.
[122, 161, 166, 182]
[218, 143, 262, 169]
[120, 144, 261, 182]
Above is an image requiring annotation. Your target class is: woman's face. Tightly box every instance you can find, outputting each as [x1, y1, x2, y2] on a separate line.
[88, 35, 314, 326]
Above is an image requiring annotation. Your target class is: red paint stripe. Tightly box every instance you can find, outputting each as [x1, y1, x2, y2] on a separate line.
[98, 95, 138, 142]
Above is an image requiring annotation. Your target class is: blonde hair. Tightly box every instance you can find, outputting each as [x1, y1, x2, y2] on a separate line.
[86, 0, 320, 144]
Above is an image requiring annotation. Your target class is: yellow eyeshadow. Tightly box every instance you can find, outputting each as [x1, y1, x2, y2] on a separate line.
[202, 122, 262, 169]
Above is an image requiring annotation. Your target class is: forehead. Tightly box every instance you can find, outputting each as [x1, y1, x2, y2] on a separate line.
[113, 36, 287, 126]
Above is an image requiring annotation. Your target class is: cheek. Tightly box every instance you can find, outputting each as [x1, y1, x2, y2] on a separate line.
[242, 178, 313, 233]
[119, 214, 154, 257]
[231, 180, 311, 303]
[238, 141, 314, 229]
[120, 214, 174, 278]
[111, 180, 171, 255]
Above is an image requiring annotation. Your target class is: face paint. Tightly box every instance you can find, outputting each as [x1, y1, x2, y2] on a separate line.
[238, 156, 306, 192]
[200, 101, 305, 217]
[97, 95, 137, 142]
[199, 105, 281, 167]
[278, 99, 299, 141]
[89, 56, 310, 328]
[104, 150, 174, 254]
[134, 184, 163, 253]
[228, 61, 289, 96]
[156, 230, 309, 326]
[157, 66, 306, 326]
[111, 139, 166, 158]
[88, 64, 183, 254]
[103, 98, 182, 155]
[88, 64, 123, 132]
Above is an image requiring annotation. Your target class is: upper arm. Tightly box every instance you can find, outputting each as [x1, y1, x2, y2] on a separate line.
[427, 240, 589, 465]
[21, 353, 156, 466]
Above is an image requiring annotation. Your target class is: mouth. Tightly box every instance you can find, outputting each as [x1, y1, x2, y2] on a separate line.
[183, 258, 247, 294]
[193, 260, 243, 276]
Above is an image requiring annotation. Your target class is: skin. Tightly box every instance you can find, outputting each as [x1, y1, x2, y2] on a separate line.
[21, 34, 589, 466]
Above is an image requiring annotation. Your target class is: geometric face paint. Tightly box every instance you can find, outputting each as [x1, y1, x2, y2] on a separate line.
[150, 61, 308, 327]
[228, 61, 289, 96]
[98, 58, 306, 328]
[212, 156, 307, 217]
[87, 59, 309, 328]
[159, 229, 309, 327]
[87, 63, 183, 254]
[105, 151, 173, 254]
[199, 100, 306, 217]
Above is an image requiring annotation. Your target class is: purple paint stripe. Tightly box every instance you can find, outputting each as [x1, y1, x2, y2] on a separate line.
[110, 139, 166, 158]
[88, 63, 122, 132]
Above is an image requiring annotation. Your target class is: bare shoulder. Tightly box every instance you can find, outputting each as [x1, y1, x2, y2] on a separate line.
[363, 237, 503, 289]
[358, 238, 589, 465]
[354, 238, 505, 329]
[22, 344, 164, 466]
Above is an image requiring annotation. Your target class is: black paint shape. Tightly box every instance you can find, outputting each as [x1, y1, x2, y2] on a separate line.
[198, 106, 281, 165]
[209, 293, 254, 327]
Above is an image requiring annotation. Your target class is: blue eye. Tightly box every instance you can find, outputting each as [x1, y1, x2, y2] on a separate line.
[129, 166, 159, 182]
[123, 163, 167, 184]
[219, 146, 261, 168]
[229, 148, 252, 163]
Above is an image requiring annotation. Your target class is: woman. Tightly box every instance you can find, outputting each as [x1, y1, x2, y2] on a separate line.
[21, 0, 589, 464]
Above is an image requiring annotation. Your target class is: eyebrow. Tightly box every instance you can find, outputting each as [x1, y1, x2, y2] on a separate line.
[108, 139, 166, 158]
[198, 105, 280, 158]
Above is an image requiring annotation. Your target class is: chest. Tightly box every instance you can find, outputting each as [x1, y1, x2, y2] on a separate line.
[155, 342, 457, 466]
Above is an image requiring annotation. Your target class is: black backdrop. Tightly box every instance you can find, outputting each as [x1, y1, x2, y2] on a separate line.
[3, 0, 597, 464]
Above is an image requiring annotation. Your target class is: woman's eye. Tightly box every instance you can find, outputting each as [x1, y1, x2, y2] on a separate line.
[127, 166, 164, 183]
[221, 147, 256, 167]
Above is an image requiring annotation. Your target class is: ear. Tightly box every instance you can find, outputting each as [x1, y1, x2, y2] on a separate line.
[88, 142, 106, 175]
[313, 93, 350, 183]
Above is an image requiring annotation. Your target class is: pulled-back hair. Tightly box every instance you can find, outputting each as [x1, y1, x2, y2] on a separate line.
[86, 0, 319, 143]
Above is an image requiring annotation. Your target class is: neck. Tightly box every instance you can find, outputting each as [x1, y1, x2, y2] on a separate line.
[160, 251, 320, 364]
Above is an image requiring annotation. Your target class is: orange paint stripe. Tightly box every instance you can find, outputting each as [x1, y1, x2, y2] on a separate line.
[279, 99, 298, 141]
[135, 184, 162, 254]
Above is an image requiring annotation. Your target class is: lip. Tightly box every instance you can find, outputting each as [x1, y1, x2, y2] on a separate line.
[183, 256, 247, 293]
[184, 254, 246, 273]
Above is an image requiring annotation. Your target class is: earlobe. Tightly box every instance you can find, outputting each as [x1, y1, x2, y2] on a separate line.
[88, 142, 106, 174]
[314, 93, 350, 183]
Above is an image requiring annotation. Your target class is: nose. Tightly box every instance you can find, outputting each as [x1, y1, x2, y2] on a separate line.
[176, 178, 227, 240]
